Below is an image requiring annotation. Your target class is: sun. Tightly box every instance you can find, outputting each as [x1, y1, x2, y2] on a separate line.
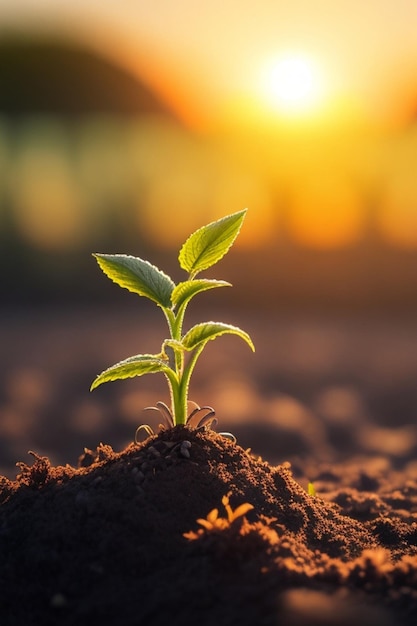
[259, 53, 325, 116]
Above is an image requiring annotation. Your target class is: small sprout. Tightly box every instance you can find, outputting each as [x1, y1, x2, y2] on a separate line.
[183, 493, 254, 540]
[221, 494, 254, 523]
[308, 481, 316, 497]
[91, 210, 255, 429]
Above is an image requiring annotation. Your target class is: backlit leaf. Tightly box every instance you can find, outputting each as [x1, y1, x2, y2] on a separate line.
[178, 209, 247, 276]
[229, 502, 254, 522]
[182, 322, 255, 352]
[91, 354, 173, 390]
[171, 279, 231, 309]
[93, 254, 175, 308]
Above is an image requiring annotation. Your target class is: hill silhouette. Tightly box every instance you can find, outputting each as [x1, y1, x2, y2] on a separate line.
[0, 35, 180, 120]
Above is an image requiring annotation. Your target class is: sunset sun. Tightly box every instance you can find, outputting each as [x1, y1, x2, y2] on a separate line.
[259, 53, 325, 116]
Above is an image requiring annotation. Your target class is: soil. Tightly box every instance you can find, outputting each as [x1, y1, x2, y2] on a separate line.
[1, 424, 417, 626]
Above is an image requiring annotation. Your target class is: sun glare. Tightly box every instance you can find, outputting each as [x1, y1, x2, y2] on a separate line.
[260, 53, 325, 116]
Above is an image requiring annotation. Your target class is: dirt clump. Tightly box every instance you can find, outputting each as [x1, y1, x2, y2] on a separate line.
[1, 426, 416, 625]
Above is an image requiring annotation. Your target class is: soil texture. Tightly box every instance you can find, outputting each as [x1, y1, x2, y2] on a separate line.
[1, 425, 417, 626]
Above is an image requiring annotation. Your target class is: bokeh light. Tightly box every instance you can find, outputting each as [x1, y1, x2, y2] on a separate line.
[0, 1, 416, 309]
[1, 1, 417, 478]
[259, 52, 325, 116]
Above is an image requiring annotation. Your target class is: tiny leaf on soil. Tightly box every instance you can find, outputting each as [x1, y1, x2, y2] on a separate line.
[182, 322, 255, 352]
[93, 254, 175, 308]
[178, 209, 247, 276]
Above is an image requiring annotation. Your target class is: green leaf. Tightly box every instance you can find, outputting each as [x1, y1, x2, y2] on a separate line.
[171, 279, 231, 309]
[178, 209, 247, 276]
[91, 354, 173, 390]
[93, 254, 175, 308]
[182, 322, 255, 352]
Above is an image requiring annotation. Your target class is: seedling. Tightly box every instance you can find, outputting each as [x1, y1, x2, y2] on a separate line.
[90, 210, 255, 429]
[183, 494, 254, 540]
[307, 481, 316, 497]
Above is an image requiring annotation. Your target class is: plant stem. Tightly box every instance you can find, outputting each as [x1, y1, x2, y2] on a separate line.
[162, 287, 204, 425]
[176, 344, 205, 424]
[162, 306, 188, 424]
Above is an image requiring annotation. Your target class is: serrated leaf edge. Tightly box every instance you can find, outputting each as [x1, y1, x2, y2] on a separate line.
[182, 321, 255, 352]
[171, 279, 231, 309]
[94, 253, 175, 308]
[90, 353, 171, 391]
[178, 209, 247, 275]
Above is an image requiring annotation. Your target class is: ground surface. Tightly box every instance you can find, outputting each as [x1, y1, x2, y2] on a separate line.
[1, 307, 417, 624]
[0, 426, 417, 625]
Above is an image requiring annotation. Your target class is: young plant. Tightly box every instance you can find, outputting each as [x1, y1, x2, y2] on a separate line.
[90, 210, 255, 428]
[183, 494, 254, 540]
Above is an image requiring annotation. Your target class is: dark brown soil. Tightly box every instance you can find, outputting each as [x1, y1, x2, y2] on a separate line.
[1, 425, 416, 626]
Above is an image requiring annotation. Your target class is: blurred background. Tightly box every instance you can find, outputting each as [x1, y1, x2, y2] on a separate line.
[1, 1, 417, 479]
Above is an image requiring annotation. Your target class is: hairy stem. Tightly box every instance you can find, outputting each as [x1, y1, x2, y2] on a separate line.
[175, 344, 206, 425]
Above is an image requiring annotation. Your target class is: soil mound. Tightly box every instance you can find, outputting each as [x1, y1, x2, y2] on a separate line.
[1, 426, 417, 625]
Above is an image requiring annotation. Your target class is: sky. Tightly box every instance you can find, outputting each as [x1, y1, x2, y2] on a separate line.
[1, 0, 417, 252]
[1, 0, 417, 129]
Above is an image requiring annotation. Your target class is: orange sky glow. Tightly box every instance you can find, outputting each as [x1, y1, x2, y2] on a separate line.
[1, 1, 417, 251]
[2, 1, 417, 130]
